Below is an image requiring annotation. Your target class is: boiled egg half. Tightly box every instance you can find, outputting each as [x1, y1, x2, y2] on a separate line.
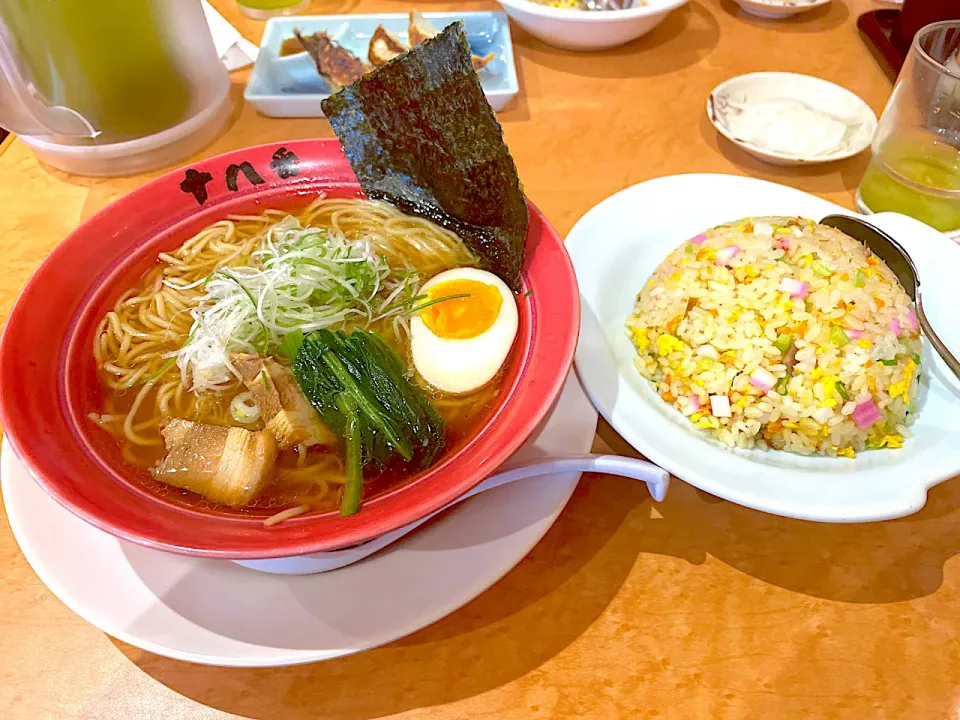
[410, 268, 519, 394]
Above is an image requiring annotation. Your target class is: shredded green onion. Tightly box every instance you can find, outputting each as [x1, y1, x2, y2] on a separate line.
[230, 391, 261, 424]
[834, 380, 849, 401]
[405, 293, 471, 316]
[830, 326, 850, 347]
[855, 270, 866, 288]
[879, 358, 899, 366]
[171, 217, 423, 393]
[810, 260, 832, 278]
[912, 353, 921, 365]
[774, 375, 789, 395]
[145, 357, 177, 383]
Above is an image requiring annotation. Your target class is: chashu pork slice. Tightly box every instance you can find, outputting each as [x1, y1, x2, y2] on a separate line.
[154, 419, 277, 507]
[233, 354, 335, 449]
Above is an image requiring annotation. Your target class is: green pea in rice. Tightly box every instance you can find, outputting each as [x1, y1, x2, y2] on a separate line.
[625, 217, 923, 457]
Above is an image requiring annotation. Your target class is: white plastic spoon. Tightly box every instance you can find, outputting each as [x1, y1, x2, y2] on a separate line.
[234, 454, 669, 575]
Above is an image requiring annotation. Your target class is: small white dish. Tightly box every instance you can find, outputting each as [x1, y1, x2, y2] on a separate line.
[2, 372, 598, 667]
[494, 0, 690, 52]
[707, 72, 877, 166]
[244, 13, 519, 117]
[732, 0, 831, 20]
[568, 173, 960, 523]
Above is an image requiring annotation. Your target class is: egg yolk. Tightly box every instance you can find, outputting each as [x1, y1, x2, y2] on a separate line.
[420, 278, 503, 339]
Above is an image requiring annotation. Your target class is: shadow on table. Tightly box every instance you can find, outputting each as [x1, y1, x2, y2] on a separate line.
[698, 112, 872, 202]
[598, 418, 960, 605]
[114, 470, 683, 720]
[717, 0, 849, 33]
[511, 1, 721, 80]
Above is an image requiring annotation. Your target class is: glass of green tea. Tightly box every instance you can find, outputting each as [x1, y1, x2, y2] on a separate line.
[236, 0, 310, 20]
[857, 21, 960, 234]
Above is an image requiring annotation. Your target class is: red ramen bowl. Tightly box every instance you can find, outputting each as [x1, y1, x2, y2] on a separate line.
[0, 140, 579, 558]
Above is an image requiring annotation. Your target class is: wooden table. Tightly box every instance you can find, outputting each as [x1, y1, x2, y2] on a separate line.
[4, 1, 955, 718]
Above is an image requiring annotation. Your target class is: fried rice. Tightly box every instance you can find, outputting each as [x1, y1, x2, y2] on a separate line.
[625, 216, 923, 457]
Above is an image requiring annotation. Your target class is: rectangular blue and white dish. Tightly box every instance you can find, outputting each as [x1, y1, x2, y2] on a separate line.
[244, 12, 520, 117]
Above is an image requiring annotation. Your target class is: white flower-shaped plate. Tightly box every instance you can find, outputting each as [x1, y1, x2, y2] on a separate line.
[569, 174, 960, 522]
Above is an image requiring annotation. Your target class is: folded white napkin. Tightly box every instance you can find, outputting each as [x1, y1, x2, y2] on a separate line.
[202, 0, 260, 71]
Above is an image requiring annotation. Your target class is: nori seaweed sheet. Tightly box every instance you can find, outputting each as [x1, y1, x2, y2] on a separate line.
[321, 22, 528, 291]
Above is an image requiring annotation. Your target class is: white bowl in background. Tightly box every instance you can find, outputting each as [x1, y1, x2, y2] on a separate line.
[732, 0, 831, 19]
[494, 0, 690, 51]
[706, 72, 877, 166]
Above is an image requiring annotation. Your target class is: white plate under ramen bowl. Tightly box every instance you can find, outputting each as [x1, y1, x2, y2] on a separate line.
[569, 173, 960, 523]
[2, 372, 595, 667]
[731, 0, 831, 20]
[707, 73, 877, 166]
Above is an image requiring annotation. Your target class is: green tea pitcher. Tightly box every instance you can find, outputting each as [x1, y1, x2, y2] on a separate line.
[0, 0, 230, 175]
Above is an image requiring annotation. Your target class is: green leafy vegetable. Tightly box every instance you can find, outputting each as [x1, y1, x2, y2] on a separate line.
[278, 329, 305, 359]
[774, 334, 794, 354]
[292, 329, 445, 516]
[879, 358, 899, 367]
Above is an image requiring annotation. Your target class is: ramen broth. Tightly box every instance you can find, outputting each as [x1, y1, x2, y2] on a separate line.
[91, 196, 510, 518]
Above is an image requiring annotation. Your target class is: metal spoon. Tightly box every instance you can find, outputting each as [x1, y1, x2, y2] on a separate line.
[820, 214, 960, 382]
[234, 454, 669, 575]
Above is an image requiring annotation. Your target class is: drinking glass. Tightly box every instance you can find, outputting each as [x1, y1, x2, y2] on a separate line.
[236, 0, 310, 20]
[857, 21, 960, 233]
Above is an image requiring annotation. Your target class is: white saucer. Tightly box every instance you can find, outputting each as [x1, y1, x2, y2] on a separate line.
[568, 174, 960, 523]
[707, 72, 876, 166]
[2, 371, 596, 667]
[732, 0, 830, 19]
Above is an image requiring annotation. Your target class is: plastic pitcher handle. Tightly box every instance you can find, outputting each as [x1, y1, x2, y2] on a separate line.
[0, 22, 98, 138]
